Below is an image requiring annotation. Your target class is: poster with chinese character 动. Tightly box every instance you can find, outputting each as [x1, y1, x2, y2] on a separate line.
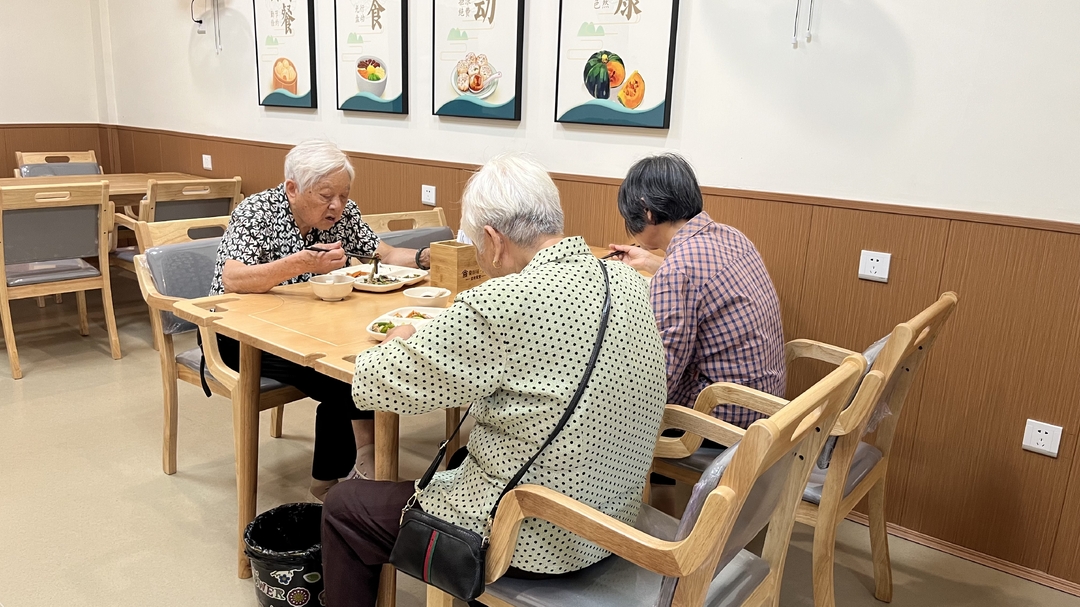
[555, 0, 680, 128]
[432, 0, 524, 120]
[254, 0, 317, 107]
[335, 0, 409, 113]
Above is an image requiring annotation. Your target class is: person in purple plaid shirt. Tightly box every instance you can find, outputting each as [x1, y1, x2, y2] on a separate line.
[609, 153, 786, 428]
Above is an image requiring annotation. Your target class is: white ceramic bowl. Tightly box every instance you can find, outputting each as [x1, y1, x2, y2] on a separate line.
[403, 287, 451, 308]
[356, 56, 388, 97]
[310, 274, 355, 301]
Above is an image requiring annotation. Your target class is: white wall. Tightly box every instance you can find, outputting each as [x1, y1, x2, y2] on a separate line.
[0, 0, 105, 123]
[101, 0, 1080, 223]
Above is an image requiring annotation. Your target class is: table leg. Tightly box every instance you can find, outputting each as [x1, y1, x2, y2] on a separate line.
[234, 342, 262, 579]
[374, 410, 400, 607]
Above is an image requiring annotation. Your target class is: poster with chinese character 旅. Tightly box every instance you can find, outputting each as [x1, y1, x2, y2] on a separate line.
[254, 0, 318, 107]
[335, 0, 409, 113]
[432, 0, 525, 120]
[555, 0, 680, 128]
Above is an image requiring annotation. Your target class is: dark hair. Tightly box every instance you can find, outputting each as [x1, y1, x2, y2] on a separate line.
[617, 153, 703, 235]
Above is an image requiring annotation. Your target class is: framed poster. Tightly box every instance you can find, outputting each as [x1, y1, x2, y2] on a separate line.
[554, 0, 680, 128]
[432, 0, 525, 121]
[253, 0, 318, 108]
[334, 0, 409, 114]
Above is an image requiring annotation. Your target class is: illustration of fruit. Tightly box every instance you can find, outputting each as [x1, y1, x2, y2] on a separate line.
[618, 71, 645, 109]
[583, 50, 622, 99]
[607, 59, 626, 88]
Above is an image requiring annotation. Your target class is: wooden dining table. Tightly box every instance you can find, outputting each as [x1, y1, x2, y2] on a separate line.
[169, 245, 644, 603]
[0, 172, 200, 196]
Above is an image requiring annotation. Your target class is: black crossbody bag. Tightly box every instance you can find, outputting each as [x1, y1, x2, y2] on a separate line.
[389, 260, 612, 602]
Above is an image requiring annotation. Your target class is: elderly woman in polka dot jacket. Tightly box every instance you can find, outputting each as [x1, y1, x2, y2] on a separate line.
[320, 153, 670, 607]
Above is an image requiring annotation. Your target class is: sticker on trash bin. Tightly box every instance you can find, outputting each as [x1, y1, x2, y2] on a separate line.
[271, 568, 303, 585]
[286, 587, 311, 606]
[303, 572, 321, 583]
[254, 570, 288, 601]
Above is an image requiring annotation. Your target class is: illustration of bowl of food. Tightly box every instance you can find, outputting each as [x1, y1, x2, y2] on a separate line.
[272, 57, 298, 94]
[356, 56, 388, 97]
[450, 53, 501, 99]
[583, 50, 645, 109]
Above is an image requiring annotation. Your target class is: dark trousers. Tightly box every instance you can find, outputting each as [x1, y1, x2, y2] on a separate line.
[215, 335, 371, 480]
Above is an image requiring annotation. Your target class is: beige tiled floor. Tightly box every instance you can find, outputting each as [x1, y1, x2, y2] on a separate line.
[1, 278, 1078, 607]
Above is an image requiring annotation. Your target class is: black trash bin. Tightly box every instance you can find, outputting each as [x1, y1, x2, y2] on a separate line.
[244, 502, 325, 607]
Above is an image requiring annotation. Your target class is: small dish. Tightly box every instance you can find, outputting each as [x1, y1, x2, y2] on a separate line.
[404, 287, 451, 308]
[332, 264, 429, 292]
[310, 274, 354, 301]
[366, 306, 448, 341]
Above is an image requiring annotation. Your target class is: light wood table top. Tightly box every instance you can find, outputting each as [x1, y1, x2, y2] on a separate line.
[0, 172, 199, 196]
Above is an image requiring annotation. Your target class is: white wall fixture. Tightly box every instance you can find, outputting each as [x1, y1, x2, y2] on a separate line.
[1023, 419, 1063, 458]
[858, 250, 891, 283]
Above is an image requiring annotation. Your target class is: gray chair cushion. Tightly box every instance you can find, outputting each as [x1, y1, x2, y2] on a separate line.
[144, 238, 221, 335]
[816, 334, 890, 469]
[377, 226, 454, 249]
[154, 198, 232, 224]
[3, 206, 100, 265]
[19, 162, 102, 177]
[6, 259, 100, 287]
[802, 441, 883, 505]
[176, 347, 290, 393]
[655, 447, 725, 477]
[113, 247, 138, 263]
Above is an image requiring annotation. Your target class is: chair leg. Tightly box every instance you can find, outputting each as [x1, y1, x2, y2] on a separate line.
[0, 297, 22, 379]
[36, 296, 45, 308]
[426, 585, 455, 607]
[147, 308, 162, 352]
[99, 285, 122, 360]
[811, 511, 839, 607]
[270, 406, 284, 438]
[55, 293, 63, 304]
[76, 291, 90, 336]
[159, 336, 179, 475]
[869, 480, 893, 602]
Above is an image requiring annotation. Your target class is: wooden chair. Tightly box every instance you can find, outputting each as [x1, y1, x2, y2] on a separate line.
[0, 182, 121, 379]
[131, 216, 304, 475]
[652, 293, 959, 607]
[362, 207, 447, 233]
[112, 177, 242, 274]
[427, 354, 867, 607]
[14, 150, 102, 178]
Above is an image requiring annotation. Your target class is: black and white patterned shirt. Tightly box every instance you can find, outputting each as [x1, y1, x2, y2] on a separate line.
[210, 184, 379, 295]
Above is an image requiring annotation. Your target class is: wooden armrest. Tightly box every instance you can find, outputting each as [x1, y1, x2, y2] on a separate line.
[487, 484, 734, 582]
[199, 325, 238, 391]
[786, 339, 856, 367]
[133, 255, 182, 312]
[654, 406, 745, 459]
[114, 212, 138, 231]
[695, 382, 789, 417]
[832, 369, 885, 436]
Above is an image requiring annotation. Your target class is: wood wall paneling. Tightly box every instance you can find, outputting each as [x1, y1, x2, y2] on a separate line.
[895, 221, 1080, 572]
[0, 124, 107, 177]
[1050, 435, 1080, 581]
[555, 179, 625, 248]
[128, 129, 163, 173]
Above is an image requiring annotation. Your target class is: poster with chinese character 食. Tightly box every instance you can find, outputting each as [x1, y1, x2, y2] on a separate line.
[555, 0, 680, 128]
[254, 0, 317, 107]
[335, 0, 409, 113]
[432, 0, 524, 120]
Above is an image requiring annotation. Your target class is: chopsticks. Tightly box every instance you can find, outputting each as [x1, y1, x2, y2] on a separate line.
[600, 250, 624, 260]
[306, 246, 380, 280]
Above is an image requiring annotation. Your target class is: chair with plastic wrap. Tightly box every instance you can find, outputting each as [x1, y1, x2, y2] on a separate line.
[131, 216, 304, 475]
[0, 181, 121, 379]
[112, 177, 242, 274]
[426, 354, 867, 607]
[15, 150, 102, 177]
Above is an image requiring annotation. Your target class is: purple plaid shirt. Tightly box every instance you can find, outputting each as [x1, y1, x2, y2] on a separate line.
[650, 212, 786, 427]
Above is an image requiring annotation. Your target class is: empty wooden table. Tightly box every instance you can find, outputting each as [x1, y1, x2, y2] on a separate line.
[0, 172, 199, 196]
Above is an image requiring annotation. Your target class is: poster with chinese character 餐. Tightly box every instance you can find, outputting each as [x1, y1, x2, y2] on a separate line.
[432, 0, 524, 120]
[254, 0, 317, 108]
[335, 0, 409, 113]
[555, 0, 680, 128]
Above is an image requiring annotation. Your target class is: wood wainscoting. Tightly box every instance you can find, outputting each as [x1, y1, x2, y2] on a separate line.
[4, 122, 1080, 593]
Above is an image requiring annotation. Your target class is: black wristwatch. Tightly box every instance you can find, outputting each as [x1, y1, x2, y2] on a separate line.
[415, 246, 430, 270]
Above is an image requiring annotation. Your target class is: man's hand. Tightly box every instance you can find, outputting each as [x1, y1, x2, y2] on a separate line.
[608, 244, 663, 274]
[384, 324, 416, 341]
[297, 241, 347, 275]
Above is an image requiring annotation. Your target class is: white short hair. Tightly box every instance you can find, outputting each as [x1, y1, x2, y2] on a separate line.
[461, 153, 564, 250]
[284, 140, 355, 193]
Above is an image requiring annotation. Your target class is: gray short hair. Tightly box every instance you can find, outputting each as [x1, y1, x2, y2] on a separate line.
[284, 140, 355, 193]
[461, 153, 564, 250]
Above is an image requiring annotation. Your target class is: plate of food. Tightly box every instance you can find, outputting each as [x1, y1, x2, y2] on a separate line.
[450, 53, 500, 99]
[332, 264, 428, 292]
[367, 306, 447, 341]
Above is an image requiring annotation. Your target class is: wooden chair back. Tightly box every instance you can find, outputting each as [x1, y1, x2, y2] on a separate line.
[16, 150, 99, 166]
[362, 207, 447, 233]
[138, 177, 242, 223]
[135, 215, 231, 251]
[15, 151, 101, 177]
[0, 182, 113, 268]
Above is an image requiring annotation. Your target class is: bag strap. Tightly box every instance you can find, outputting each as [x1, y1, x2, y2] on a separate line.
[414, 260, 613, 524]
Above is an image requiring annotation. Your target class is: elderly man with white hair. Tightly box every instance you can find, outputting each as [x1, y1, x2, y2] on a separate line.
[319, 153, 669, 607]
[208, 139, 430, 500]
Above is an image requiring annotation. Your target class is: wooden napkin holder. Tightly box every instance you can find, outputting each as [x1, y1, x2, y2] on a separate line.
[429, 240, 488, 293]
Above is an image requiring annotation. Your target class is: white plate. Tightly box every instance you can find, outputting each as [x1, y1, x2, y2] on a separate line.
[449, 62, 498, 99]
[331, 264, 428, 292]
[366, 306, 447, 341]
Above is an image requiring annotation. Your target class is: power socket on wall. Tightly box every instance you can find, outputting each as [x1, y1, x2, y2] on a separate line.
[1023, 419, 1062, 458]
[421, 185, 436, 206]
[858, 250, 891, 283]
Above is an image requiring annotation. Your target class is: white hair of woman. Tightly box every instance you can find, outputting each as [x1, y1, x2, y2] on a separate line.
[284, 139, 356, 193]
[460, 153, 564, 251]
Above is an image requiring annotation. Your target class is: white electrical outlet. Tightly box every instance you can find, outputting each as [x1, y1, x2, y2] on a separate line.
[858, 250, 891, 283]
[421, 185, 436, 206]
[1023, 419, 1062, 458]
[202, 154, 213, 171]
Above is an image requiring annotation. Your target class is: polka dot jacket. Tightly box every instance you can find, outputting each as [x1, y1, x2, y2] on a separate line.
[209, 184, 379, 295]
[352, 237, 668, 574]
